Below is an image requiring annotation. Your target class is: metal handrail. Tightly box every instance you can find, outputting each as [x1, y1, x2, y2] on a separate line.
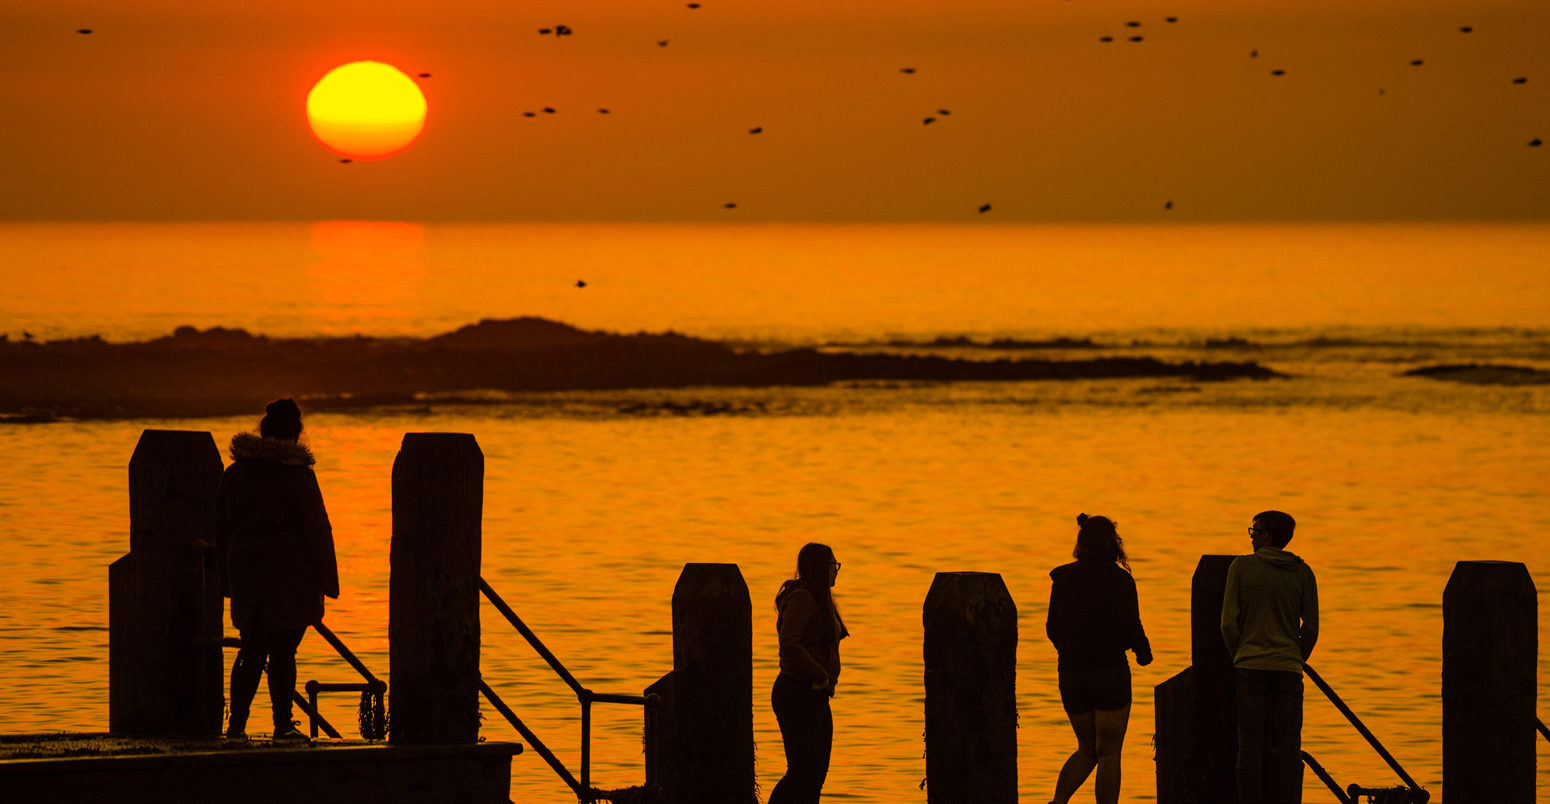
[1538, 717, 1550, 744]
[220, 622, 386, 741]
[478, 576, 657, 803]
[1303, 663, 1422, 791]
[1302, 751, 1355, 804]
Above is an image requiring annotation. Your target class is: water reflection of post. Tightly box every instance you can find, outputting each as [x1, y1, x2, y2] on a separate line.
[923, 571, 1017, 804]
[389, 432, 483, 745]
[1443, 561, 1535, 804]
[109, 430, 225, 736]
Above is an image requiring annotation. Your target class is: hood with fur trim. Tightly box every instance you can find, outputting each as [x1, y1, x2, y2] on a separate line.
[229, 432, 315, 466]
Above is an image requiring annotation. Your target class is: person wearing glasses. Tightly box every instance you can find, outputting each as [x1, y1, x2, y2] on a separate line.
[1221, 511, 1319, 804]
[1046, 514, 1152, 804]
[770, 542, 849, 804]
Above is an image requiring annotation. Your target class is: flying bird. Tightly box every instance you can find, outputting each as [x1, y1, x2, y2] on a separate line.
[1165, 16, 1178, 23]
[22, 331, 34, 340]
[1250, 49, 1258, 58]
[724, 202, 738, 209]
[1125, 21, 1141, 27]
[978, 203, 992, 214]
[1164, 200, 1173, 210]
[923, 116, 936, 125]
[657, 39, 669, 47]
[1513, 77, 1527, 84]
[539, 28, 552, 34]
[749, 126, 763, 134]
[1270, 69, 1285, 76]
[1129, 36, 1144, 42]
[543, 107, 556, 113]
[1532, 139, 1543, 147]
[687, 2, 700, 7]
[556, 25, 573, 35]
[598, 108, 611, 114]
[1099, 36, 1114, 42]
[900, 67, 916, 74]
[576, 280, 587, 288]
[937, 109, 951, 115]
[1410, 59, 1424, 66]
[339, 158, 352, 164]
[523, 111, 537, 117]
[76, 29, 92, 34]
[418, 73, 431, 78]
[1459, 26, 1473, 33]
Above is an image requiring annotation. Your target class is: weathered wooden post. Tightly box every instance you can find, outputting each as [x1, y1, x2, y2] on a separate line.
[1155, 555, 1239, 804]
[109, 430, 225, 736]
[1443, 561, 1536, 804]
[390, 433, 483, 745]
[922, 571, 1017, 804]
[669, 563, 753, 804]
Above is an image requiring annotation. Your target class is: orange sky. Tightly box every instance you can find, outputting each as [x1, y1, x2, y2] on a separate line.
[2, 0, 1548, 221]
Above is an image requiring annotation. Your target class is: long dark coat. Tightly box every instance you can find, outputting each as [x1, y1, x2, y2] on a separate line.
[217, 433, 339, 632]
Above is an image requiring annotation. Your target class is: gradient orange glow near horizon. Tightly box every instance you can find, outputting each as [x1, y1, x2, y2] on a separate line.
[306, 61, 427, 160]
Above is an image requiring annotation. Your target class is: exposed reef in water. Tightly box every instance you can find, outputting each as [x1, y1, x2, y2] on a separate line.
[0, 317, 1283, 421]
[1401, 363, 1550, 385]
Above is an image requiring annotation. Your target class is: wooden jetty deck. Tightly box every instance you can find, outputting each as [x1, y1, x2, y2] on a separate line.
[0, 732, 521, 804]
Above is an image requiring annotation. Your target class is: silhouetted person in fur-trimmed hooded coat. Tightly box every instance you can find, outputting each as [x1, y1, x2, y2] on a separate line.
[217, 398, 338, 742]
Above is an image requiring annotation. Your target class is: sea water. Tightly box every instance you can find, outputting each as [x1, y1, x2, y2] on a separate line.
[1, 222, 1547, 802]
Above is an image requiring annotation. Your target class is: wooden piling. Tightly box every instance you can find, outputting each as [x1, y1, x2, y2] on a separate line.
[1443, 560, 1536, 804]
[110, 430, 225, 736]
[390, 433, 483, 745]
[669, 563, 753, 804]
[1154, 555, 1238, 804]
[922, 571, 1017, 804]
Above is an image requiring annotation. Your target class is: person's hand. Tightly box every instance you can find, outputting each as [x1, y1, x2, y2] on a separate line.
[811, 673, 829, 691]
[1136, 647, 1153, 667]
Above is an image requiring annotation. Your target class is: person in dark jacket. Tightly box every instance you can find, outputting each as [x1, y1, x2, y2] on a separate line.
[770, 542, 849, 804]
[217, 398, 339, 742]
[1046, 514, 1152, 804]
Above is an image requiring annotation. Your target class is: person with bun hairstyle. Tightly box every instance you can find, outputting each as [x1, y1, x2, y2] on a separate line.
[216, 398, 339, 742]
[1045, 514, 1152, 804]
[770, 542, 849, 804]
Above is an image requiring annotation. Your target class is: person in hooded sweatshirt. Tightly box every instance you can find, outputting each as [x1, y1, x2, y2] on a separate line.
[1045, 514, 1152, 804]
[1221, 510, 1319, 804]
[770, 542, 849, 804]
[217, 398, 339, 742]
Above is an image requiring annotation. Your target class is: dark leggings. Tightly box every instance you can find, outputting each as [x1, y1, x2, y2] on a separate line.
[769, 674, 833, 804]
[229, 616, 308, 733]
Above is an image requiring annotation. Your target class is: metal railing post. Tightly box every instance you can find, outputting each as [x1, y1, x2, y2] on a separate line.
[1304, 663, 1421, 790]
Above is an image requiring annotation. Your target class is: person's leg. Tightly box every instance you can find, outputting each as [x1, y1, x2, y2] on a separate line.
[770, 677, 821, 804]
[1235, 669, 1270, 804]
[264, 625, 308, 733]
[811, 693, 834, 796]
[1092, 705, 1131, 804]
[1052, 710, 1097, 804]
[1270, 672, 1304, 804]
[228, 625, 268, 735]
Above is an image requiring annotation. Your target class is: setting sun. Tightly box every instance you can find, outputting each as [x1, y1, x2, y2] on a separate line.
[306, 61, 426, 161]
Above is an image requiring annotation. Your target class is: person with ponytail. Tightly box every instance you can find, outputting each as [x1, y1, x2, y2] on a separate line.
[1045, 514, 1152, 804]
[216, 398, 339, 742]
[770, 542, 849, 804]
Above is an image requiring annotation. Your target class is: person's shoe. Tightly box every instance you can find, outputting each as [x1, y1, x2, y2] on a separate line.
[271, 722, 309, 743]
[224, 728, 248, 743]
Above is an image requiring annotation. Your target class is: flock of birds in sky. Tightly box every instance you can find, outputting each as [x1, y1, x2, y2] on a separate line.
[70, 9, 1543, 223]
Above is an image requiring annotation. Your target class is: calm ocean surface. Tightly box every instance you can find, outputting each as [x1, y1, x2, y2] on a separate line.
[2, 222, 1548, 803]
